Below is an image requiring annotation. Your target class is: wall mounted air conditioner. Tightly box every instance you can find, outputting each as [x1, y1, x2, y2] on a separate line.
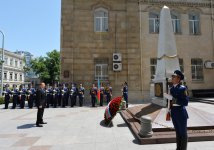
[204, 61, 214, 69]
[113, 63, 122, 71]
[113, 53, 122, 62]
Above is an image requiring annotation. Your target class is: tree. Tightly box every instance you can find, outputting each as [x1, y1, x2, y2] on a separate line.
[31, 50, 60, 84]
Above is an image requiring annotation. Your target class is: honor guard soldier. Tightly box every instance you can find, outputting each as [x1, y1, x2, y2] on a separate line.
[170, 70, 189, 150]
[52, 84, 58, 108]
[122, 82, 128, 108]
[3, 84, 11, 109]
[78, 84, 85, 107]
[20, 85, 27, 109]
[11, 85, 19, 109]
[100, 83, 105, 106]
[61, 84, 68, 107]
[36, 82, 47, 127]
[46, 84, 52, 108]
[70, 83, 78, 107]
[56, 84, 62, 106]
[27, 84, 36, 109]
[105, 83, 112, 104]
[90, 84, 97, 107]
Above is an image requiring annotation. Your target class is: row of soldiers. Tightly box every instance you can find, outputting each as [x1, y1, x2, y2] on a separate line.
[3, 82, 115, 109]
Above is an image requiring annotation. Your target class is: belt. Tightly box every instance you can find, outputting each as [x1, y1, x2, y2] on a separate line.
[173, 104, 181, 107]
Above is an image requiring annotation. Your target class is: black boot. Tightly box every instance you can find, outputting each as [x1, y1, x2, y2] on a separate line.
[180, 136, 188, 150]
[176, 136, 181, 150]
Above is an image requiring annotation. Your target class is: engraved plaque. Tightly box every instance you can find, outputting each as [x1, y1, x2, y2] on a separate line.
[155, 83, 163, 98]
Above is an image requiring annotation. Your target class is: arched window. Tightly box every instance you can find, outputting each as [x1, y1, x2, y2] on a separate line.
[149, 11, 160, 33]
[94, 8, 108, 32]
[189, 12, 200, 35]
[171, 12, 181, 33]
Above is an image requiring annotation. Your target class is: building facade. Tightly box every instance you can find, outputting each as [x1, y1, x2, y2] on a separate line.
[15, 51, 40, 86]
[60, 0, 214, 102]
[2, 50, 25, 87]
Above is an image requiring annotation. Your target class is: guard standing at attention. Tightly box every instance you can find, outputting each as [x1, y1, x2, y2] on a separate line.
[78, 83, 85, 107]
[170, 70, 189, 150]
[90, 84, 97, 107]
[122, 82, 128, 108]
[105, 83, 112, 104]
[3, 84, 11, 109]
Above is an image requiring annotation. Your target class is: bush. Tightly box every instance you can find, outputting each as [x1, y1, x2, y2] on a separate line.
[0, 96, 4, 105]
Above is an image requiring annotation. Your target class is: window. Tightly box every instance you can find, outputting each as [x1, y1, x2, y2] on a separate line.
[20, 74, 22, 81]
[9, 72, 13, 80]
[179, 58, 184, 73]
[94, 8, 108, 32]
[171, 12, 181, 33]
[150, 58, 157, 79]
[20, 61, 22, 68]
[95, 63, 108, 80]
[191, 58, 204, 81]
[14, 73, 18, 81]
[4, 72, 7, 80]
[189, 13, 200, 35]
[10, 58, 13, 66]
[149, 12, 159, 33]
[4, 57, 8, 65]
[15, 60, 18, 67]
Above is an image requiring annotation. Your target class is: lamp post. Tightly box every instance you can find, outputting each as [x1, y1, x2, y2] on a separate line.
[0, 30, 5, 96]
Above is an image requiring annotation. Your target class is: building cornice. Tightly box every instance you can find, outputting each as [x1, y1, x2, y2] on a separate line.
[139, 0, 212, 8]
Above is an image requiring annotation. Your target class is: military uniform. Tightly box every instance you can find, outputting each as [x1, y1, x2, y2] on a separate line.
[62, 86, 68, 107]
[27, 87, 36, 109]
[20, 87, 27, 109]
[70, 85, 78, 107]
[46, 87, 53, 108]
[122, 83, 128, 108]
[90, 86, 97, 107]
[3, 87, 11, 109]
[100, 86, 104, 106]
[78, 85, 85, 107]
[105, 86, 112, 104]
[12, 86, 19, 109]
[52, 87, 58, 108]
[170, 70, 189, 150]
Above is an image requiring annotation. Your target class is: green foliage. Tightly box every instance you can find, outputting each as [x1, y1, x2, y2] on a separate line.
[30, 50, 60, 84]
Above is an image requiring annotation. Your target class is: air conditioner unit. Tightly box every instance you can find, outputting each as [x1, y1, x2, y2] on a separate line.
[204, 61, 214, 69]
[113, 63, 122, 71]
[113, 53, 122, 62]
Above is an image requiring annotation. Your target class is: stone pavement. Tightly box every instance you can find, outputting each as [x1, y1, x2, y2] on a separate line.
[0, 101, 214, 150]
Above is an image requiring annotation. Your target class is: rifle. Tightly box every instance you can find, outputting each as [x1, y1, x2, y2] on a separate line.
[165, 78, 172, 121]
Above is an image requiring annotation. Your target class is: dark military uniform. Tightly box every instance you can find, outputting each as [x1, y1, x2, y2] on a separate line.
[3, 88, 11, 109]
[12, 87, 19, 109]
[62, 86, 68, 107]
[170, 83, 189, 150]
[105, 86, 112, 104]
[78, 86, 85, 107]
[90, 87, 97, 107]
[70, 86, 78, 107]
[100, 86, 104, 106]
[46, 87, 53, 108]
[52, 87, 58, 108]
[123, 84, 128, 108]
[20, 88, 27, 109]
[27, 87, 36, 109]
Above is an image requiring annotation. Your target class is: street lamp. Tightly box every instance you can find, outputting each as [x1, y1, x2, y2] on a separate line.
[0, 30, 5, 96]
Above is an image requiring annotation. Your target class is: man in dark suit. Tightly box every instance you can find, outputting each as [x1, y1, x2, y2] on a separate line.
[36, 82, 47, 127]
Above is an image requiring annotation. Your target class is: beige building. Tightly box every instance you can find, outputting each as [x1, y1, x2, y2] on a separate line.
[60, 0, 214, 102]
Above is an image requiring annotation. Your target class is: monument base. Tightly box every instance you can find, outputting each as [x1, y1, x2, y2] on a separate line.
[152, 97, 166, 107]
[120, 103, 214, 144]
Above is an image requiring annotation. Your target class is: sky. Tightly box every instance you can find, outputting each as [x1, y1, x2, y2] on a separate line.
[0, 0, 61, 57]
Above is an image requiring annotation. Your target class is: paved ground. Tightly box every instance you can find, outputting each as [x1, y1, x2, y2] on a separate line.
[0, 101, 214, 150]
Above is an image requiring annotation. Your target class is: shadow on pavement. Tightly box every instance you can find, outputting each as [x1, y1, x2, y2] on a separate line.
[17, 123, 36, 129]
[117, 123, 127, 127]
[100, 120, 113, 128]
